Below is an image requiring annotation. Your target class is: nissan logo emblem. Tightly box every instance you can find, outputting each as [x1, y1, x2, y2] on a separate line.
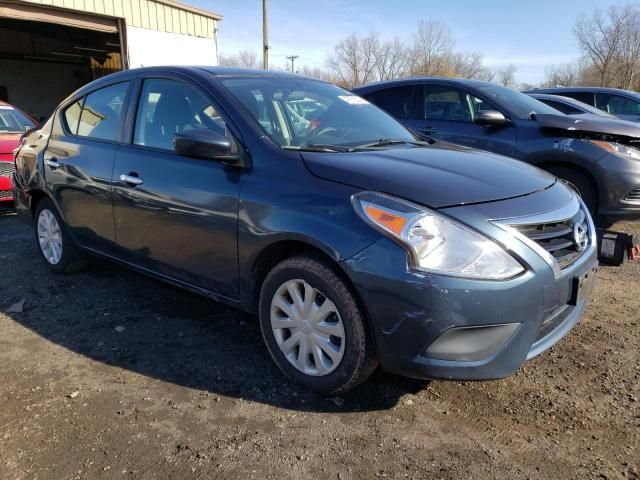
[573, 222, 588, 252]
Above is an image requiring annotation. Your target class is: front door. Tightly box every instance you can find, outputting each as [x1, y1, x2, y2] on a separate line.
[112, 77, 241, 299]
[414, 84, 517, 157]
[44, 81, 130, 251]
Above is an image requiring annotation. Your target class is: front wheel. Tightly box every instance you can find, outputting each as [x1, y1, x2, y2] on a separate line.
[34, 199, 88, 273]
[259, 254, 377, 395]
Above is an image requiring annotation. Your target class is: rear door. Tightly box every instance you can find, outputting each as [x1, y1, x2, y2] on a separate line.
[44, 81, 130, 251]
[414, 84, 517, 156]
[111, 76, 242, 299]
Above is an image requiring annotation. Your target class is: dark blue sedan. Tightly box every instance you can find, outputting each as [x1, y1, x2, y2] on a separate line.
[13, 67, 597, 394]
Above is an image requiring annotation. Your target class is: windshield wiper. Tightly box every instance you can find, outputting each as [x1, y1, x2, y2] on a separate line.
[282, 144, 356, 153]
[355, 137, 434, 149]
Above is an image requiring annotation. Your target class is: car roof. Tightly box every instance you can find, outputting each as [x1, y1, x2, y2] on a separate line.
[67, 65, 326, 102]
[524, 86, 640, 97]
[529, 93, 582, 103]
[352, 77, 496, 93]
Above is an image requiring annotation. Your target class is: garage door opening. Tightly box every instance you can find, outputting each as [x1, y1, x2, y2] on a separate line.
[0, 10, 124, 122]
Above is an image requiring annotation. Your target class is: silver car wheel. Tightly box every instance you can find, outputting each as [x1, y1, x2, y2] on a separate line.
[37, 209, 63, 265]
[270, 279, 346, 376]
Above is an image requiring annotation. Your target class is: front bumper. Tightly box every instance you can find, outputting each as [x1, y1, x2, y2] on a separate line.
[597, 152, 640, 217]
[341, 187, 598, 381]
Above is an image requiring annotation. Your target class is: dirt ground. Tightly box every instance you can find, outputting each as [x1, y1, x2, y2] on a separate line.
[0, 211, 638, 480]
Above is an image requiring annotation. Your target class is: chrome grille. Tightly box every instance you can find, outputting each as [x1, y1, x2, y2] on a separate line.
[512, 207, 589, 270]
[625, 188, 640, 201]
[0, 189, 12, 199]
[0, 162, 15, 177]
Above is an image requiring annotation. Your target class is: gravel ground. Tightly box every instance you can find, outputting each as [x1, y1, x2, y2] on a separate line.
[0, 211, 638, 480]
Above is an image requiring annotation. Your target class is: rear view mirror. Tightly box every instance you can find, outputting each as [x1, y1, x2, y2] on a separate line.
[174, 129, 243, 166]
[474, 110, 509, 127]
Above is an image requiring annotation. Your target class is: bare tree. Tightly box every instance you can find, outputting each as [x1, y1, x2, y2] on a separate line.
[542, 61, 585, 87]
[411, 20, 454, 75]
[450, 52, 489, 79]
[574, 5, 626, 86]
[613, 4, 640, 89]
[496, 64, 517, 87]
[375, 37, 411, 81]
[219, 49, 261, 69]
[326, 33, 380, 86]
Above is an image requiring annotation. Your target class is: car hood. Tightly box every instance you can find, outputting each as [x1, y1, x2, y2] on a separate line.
[536, 113, 640, 139]
[301, 142, 556, 209]
[0, 133, 21, 155]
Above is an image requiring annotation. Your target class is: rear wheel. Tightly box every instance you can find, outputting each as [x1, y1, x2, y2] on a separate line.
[259, 254, 377, 395]
[34, 199, 88, 273]
[547, 166, 597, 215]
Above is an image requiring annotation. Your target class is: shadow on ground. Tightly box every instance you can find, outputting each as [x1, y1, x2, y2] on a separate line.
[1, 212, 427, 413]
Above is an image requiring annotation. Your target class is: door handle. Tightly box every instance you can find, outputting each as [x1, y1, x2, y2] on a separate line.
[120, 173, 144, 186]
[45, 158, 60, 169]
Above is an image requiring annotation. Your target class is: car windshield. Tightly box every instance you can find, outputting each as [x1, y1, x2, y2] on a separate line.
[475, 84, 559, 120]
[221, 77, 415, 149]
[0, 105, 35, 133]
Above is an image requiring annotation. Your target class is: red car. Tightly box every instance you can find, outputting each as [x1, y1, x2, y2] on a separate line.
[1, 101, 37, 206]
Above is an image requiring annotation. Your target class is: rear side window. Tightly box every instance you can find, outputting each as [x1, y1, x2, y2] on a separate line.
[366, 86, 416, 119]
[76, 82, 128, 141]
[63, 100, 83, 134]
[562, 91, 595, 106]
[542, 99, 582, 115]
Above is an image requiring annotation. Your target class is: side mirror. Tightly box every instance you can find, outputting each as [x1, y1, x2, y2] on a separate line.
[473, 110, 509, 127]
[174, 129, 244, 166]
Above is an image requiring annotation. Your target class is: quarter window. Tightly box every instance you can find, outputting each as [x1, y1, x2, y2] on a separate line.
[76, 82, 128, 141]
[134, 78, 228, 151]
[63, 100, 83, 134]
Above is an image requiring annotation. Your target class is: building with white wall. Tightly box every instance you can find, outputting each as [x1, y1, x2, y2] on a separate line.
[0, 0, 222, 119]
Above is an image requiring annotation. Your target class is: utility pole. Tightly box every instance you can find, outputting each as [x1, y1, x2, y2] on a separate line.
[286, 55, 299, 73]
[262, 0, 269, 70]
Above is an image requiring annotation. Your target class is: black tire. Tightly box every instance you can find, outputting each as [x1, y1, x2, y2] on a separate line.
[34, 198, 88, 274]
[259, 254, 377, 395]
[547, 166, 598, 215]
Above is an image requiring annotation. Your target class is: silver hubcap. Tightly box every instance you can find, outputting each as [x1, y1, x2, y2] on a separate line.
[37, 209, 63, 265]
[270, 279, 345, 376]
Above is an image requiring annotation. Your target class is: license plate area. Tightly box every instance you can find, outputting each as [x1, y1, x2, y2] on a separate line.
[570, 266, 597, 306]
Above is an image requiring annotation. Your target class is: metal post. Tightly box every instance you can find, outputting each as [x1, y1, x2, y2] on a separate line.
[263, 0, 269, 70]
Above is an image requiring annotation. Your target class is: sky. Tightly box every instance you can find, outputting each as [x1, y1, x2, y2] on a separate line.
[186, 0, 609, 85]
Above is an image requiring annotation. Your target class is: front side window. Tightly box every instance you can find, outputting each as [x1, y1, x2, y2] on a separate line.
[221, 77, 413, 148]
[596, 93, 640, 115]
[422, 86, 472, 122]
[562, 91, 595, 106]
[134, 78, 228, 151]
[76, 82, 128, 141]
[366, 86, 416, 119]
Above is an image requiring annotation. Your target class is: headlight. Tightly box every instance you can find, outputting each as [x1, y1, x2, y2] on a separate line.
[352, 192, 524, 280]
[590, 140, 640, 161]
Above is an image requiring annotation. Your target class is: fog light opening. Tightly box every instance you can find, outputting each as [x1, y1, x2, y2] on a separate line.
[422, 323, 521, 362]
